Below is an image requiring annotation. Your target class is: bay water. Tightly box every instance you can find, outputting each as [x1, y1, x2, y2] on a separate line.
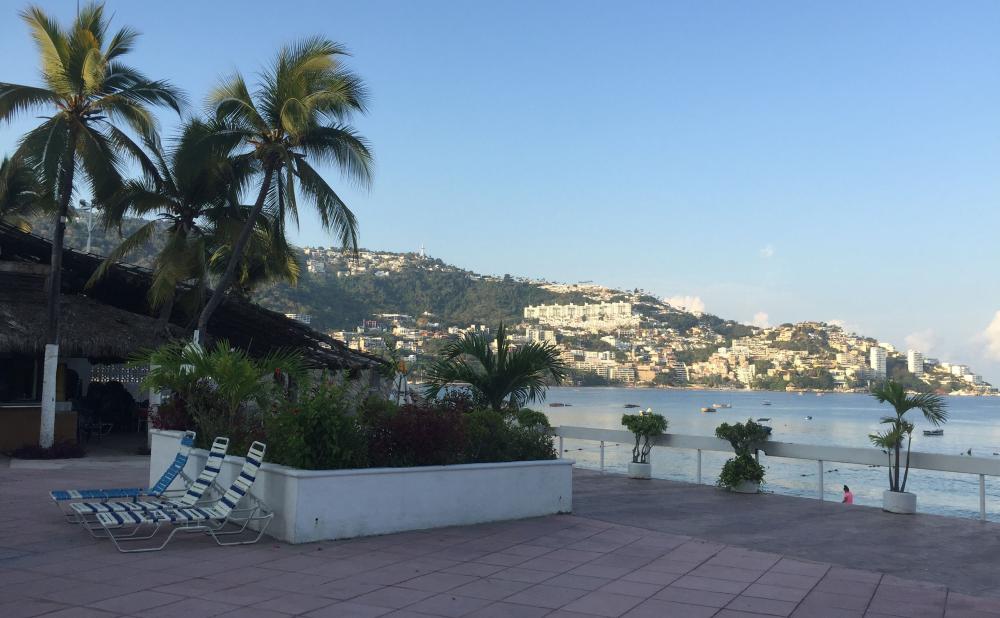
[542, 387, 1000, 521]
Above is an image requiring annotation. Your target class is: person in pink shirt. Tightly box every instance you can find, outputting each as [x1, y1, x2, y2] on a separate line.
[842, 485, 854, 504]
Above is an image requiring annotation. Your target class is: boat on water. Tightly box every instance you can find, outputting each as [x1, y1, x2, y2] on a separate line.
[761, 425, 773, 435]
[923, 429, 944, 436]
[624, 404, 641, 408]
[757, 417, 771, 422]
[805, 416, 813, 420]
[548, 403, 571, 407]
[762, 401, 772, 406]
[713, 403, 733, 409]
[700, 407, 717, 413]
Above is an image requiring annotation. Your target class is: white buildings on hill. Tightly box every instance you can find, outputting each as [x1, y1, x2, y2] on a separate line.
[870, 346, 887, 379]
[523, 302, 638, 329]
[907, 350, 924, 377]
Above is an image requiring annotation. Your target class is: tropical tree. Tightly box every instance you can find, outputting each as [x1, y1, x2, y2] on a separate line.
[91, 121, 299, 327]
[0, 2, 182, 446]
[424, 323, 568, 411]
[0, 154, 49, 231]
[869, 380, 948, 493]
[196, 37, 373, 337]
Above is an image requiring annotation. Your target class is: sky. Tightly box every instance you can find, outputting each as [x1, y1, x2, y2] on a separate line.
[2, 1, 1000, 381]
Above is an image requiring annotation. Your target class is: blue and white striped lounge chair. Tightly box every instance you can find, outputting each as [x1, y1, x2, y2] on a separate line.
[97, 441, 273, 552]
[50, 430, 196, 514]
[69, 437, 230, 532]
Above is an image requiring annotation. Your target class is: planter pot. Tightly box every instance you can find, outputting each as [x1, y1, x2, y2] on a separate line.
[883, 490, 916, 514]
[628, 462, 652, 479]
[150, 430, 574, 543]
[731, 480, 760, 494]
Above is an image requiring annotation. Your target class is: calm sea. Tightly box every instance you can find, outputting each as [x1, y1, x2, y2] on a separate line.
[542, 387, 1000, 521]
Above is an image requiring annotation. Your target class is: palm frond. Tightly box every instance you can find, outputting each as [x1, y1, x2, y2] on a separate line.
[0, 83, 58, 122]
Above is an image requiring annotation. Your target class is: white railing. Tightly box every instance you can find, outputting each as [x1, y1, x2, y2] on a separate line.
[551, 425, 1000, 520]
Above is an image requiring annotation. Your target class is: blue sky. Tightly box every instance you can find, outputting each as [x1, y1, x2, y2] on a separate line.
[3, 1, 1000, 381]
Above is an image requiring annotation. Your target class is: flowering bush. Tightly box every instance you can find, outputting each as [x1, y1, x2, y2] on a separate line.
[364, 401, 467, 467]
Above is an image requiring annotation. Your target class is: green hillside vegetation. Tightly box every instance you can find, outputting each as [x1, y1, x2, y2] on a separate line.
[255, 268, 589, 330]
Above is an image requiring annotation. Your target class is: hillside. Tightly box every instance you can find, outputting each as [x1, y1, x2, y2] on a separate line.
[19, 215, 992, 393]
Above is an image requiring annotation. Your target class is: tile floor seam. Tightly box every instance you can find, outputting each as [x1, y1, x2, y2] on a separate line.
[863, 573, 885, 617]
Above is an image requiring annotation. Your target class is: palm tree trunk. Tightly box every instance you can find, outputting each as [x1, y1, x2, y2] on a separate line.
[40, 123, 79, 448]
[156, 292, 175, 332]
[901, 433, 912, 493]
[196, 163, 275, 338]
[893, 442, 901, 492]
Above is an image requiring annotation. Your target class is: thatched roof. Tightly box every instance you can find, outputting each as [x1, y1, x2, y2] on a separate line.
[0, 292, 183, 362]
[0, 222, 384, 370]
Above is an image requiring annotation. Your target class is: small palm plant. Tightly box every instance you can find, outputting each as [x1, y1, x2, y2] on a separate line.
[424, 323, 567, 411]
[869, 380, 947, 494]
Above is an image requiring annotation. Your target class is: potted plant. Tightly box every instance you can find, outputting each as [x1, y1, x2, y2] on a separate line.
[715, 419, 770, 493]
[869, 380, 947, 514]
[621, 408, 667, 479]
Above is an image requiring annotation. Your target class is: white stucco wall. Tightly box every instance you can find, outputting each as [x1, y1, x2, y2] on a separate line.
[150, 430, 573, 543]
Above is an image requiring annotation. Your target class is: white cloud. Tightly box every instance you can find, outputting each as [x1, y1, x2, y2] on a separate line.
[982, 312, 1000, 360]
[751, 311, 770, 328]
[904, 329, 937, 355]
[759, 244, 775, 259]
[666, 295, 705, 314]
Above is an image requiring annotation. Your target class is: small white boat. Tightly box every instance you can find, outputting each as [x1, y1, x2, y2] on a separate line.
[923, 429, 944, 436]
[713, 403, 733, 409]
[762, 401, 772, 406]
[804, 416, 813, 420]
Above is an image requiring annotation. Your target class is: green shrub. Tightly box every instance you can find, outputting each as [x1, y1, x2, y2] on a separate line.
[465, 410, 556, 463]
[715, 419, 770, 488]
[266, 379, 367, 470]
[516, 408, 551, 429]
[718, 454, 765, 488]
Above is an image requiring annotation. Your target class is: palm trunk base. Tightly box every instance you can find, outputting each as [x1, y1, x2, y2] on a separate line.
[39, 343, 59, 448]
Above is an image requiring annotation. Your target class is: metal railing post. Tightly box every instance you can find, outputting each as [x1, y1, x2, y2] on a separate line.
[981, 474, 986, 521]
[697, 449, 702, 484]
[818, 460, 824, 501]
[558, 436, 564, 459]
[599, 441, 605, 471]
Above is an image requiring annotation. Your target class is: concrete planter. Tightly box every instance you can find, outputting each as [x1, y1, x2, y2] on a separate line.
[150, 429, 573, 543]
[883, 490, 916, 514]
[731, 480, 761, 494]
[627, 462, 652, 479]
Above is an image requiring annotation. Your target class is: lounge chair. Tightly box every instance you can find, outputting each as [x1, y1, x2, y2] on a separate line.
[69, 437, 230, 532]
[50, 430, 196, 519]
[96, 441, 273, 553]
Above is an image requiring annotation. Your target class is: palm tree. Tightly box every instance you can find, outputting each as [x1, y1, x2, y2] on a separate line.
[196, 37, 373, 337]
[869, 380, 948, 493]
[0, 154, 49, 231]
[91, 121, 298, 328]
[424, 323, 568, 412]
[0, 2, 182, 446]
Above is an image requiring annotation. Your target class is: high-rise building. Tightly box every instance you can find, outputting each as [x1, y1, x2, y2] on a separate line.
[907, 350, 924, 377]
[870, 347, 887, 379]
